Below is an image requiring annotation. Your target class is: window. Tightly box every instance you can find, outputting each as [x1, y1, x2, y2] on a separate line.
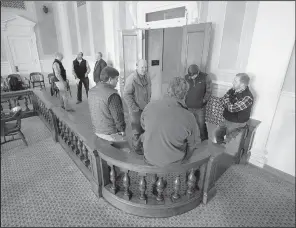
[145, 7, 186, 22]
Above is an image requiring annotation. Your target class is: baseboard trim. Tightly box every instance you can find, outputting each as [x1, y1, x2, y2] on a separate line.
[248, 163, 295, 184]
[263, 164, 295, 185]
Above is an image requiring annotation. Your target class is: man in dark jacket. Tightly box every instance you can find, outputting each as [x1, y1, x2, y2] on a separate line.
[185, 64, 212, 141]
[214, 73, 253, 144]
[72, 52, 91, 104]
[141, 77, 200, 166]
[93, 52, 107, 84]
[88, 66, 126, 142]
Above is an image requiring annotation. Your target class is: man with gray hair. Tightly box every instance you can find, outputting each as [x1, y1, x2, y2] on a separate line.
[140, 77, 201, 166]
[214, 73, 254, 144]
[93, 52, 107, 84]
[123, 59, 151, 154]
[52, 52, 74, 111]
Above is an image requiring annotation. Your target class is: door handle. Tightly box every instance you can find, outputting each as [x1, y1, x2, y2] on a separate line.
[15, 66, 19, 72]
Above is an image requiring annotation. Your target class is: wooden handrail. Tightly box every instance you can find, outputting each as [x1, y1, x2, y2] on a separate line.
[94, 136, 224, 174]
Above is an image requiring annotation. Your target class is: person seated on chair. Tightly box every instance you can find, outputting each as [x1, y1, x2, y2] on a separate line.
[213, 73, 254, 145]
[1, 76, 9, 92]
[52, 52, 75, 112]
[72, 52, 91, 104]
[88, 66, 126, 143]
[8, 75, 24, 91]
[141, 77, 201, 167]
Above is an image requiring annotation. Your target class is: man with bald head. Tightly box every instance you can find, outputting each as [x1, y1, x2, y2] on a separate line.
[52, 52, 74, 111]
[123, 59, 151, 154]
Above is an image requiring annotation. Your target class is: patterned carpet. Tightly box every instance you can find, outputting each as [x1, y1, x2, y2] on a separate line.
[1, 117, 295, 227]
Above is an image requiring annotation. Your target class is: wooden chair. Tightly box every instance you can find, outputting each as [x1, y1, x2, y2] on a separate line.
[30, 72, 46, 90]
[1, 106, 28, 146]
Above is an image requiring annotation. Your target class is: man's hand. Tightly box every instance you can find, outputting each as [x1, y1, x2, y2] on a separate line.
[119, 132, 126, 137]
[85, 73, 88, 78]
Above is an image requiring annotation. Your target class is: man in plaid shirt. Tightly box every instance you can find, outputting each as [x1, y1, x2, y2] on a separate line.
[214, 73, 254, 144]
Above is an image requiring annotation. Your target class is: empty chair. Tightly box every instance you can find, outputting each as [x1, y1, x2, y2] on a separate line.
[1, 106, 28, 146]
[30, 72, 46, 90]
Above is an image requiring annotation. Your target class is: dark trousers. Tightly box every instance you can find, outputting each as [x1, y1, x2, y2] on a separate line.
[188, 107, 209, 141]
[77, 77, 89, 102]
[214, 119, 247, 144]
[130, 110, 144, 151]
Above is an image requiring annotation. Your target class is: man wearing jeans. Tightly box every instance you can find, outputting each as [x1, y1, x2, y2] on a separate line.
[185, 64, 212, 141]
[214, 73, 253, 144]
[123, 59, 151, 154]
[72, 52, 90, 104]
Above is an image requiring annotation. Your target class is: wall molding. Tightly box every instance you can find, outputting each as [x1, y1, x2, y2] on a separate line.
[1, 61, 12, 75]
[281, 91, 295, 98]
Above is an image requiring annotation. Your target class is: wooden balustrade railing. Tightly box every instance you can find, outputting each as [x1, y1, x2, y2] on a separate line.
[93, 137, 224, 218]
[1, 90, 35, 119]
[15, 90, 260, 218]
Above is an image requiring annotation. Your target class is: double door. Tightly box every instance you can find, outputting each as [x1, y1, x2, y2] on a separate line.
[119, 23, 212, 99]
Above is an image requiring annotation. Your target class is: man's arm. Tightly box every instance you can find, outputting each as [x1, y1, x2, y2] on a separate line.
[108, 94, 126, 132]
[203, 75, 212, 104]
[224, 96, 253, 113]
[123, 75, 140, 112]
[85, 60, 91, 77]
[72, 62, 78, 79]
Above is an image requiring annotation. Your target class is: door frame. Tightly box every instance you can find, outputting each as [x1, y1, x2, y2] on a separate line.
[1, 15, 41, 75]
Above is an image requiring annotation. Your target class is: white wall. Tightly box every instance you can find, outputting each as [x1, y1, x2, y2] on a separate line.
[245, 1, 295, 168]
[265, 45, 295, 176]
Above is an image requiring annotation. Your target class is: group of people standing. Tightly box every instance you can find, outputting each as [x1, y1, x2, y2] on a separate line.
[52, 51, 107, 111]
[86, 58, 254, 167]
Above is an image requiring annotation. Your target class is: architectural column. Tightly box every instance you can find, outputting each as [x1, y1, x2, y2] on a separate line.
[245, 1, 295, 167]
[55, 2, 74, 83]
[102, 1, 116, 68]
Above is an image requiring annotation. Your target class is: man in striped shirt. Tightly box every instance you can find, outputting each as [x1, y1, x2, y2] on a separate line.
[214, 73, 254, 144]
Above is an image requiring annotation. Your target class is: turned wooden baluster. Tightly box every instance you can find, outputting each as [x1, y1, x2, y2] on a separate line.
[64, 126, 68, 143]
[60, 122, 65, 139]
[79, 140, 84, 160]
[122, 171, 131, 200]
[75, 136, 80, 155]
[82, 144, 90, 167]
[156, 176, 165, 202]
[58, 120, 62, 135]
[109, 165, 118, 194]
[67, 128, 72, 146]
[139, 175, 147, 203]
[172, 175, 181, 201]
[187, 169, 197, 196]
[71, 132, 76, 151]
[24, 96, 30, 111]
[8, 99, 12, 110]
[151, 174, 158, 196]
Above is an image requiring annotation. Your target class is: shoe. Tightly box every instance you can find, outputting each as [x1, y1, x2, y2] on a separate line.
[65, 108, 75, 112]
[76, 101, 82, 104]
[61, 106, 65, 109]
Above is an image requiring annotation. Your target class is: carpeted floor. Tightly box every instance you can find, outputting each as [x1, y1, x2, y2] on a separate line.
[1, 117, 295, 227]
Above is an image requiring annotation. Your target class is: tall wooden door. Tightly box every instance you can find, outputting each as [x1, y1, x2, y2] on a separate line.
[181, 22, 212, 74]
[119, 29, 144, 96]
[160, 22, 212, 97]
[7, 35, 41, 74]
